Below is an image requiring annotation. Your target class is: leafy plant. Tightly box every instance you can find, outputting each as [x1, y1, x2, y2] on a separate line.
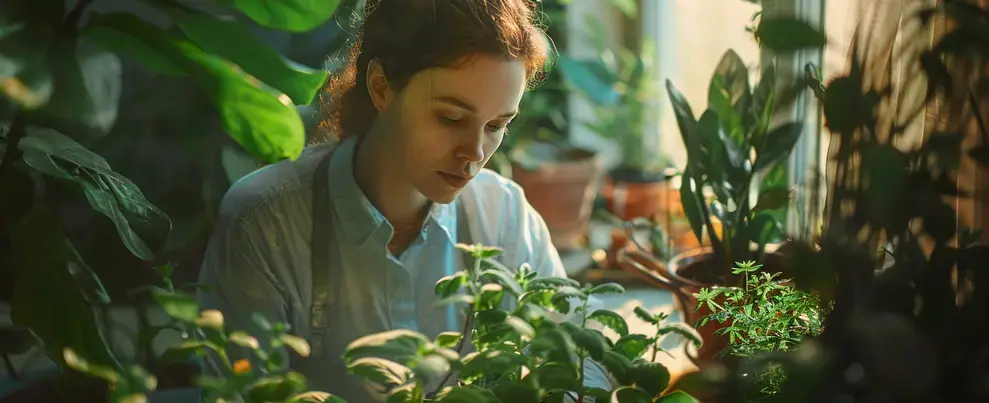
[693, 261, 825, 398]
[65, 263, 343, 403]
[0, 0, 340, 393]
[341, 243, 703, 403]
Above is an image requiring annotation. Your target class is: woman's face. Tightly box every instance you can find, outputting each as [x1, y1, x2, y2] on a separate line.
[371, 54, 527, 204]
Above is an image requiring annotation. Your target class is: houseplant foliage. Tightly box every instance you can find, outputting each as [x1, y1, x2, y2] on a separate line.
[0, 0, 338, 394]
[693, 261, 825, 400]
[340, 244, 703, 403]
[672, 1, 989, 401]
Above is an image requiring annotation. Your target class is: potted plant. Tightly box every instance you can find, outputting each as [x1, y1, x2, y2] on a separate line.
[501, 0, 605, 252]
[556, 17, 676, 224]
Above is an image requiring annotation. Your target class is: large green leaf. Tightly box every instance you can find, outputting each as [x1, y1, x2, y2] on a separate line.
[175, 12, 328, 105]
[225, 0, 341, 32]
[343, 329, 430, 367]
[756, 17, 827, 53]
[29, 38, 122, 135]
[707, 50, 751, 145]
[18, 127, 171, 260]
[666, 80, 700, 168]
[9, 206, 120, 371]
[588, 309, 629, 337]
[754, 122, 803, 172]
[678, 169, 706, 247]
[83, 13, 305, 163]
[750, 65, 777, 148]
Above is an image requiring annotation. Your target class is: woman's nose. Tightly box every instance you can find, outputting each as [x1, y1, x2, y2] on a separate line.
[455, 129, 485, 162]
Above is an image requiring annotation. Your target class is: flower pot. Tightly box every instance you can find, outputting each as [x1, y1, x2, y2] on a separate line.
[600, 168, 674, 222]
[511, 145, 604, 251]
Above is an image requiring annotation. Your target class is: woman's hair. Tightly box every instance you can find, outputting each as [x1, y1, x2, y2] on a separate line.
[318, 0, 551, 141]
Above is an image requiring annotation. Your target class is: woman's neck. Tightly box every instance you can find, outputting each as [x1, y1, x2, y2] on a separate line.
[352, 133, 431, 231]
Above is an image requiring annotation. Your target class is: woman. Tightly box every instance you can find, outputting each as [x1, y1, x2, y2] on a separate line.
[197, 0, 611, 401]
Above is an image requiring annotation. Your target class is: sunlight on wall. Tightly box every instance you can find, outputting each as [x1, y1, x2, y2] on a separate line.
[654, 0, 763, 170]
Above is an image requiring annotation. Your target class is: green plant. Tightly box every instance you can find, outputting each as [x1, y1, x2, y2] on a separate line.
[0, 0, 340, 387]
[693, 261, 824, 398]
[64, 263, 343, 403]
[340, 243, 703, 403]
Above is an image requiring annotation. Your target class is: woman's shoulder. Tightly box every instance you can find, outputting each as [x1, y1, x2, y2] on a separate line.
[217, 144, 334, 223]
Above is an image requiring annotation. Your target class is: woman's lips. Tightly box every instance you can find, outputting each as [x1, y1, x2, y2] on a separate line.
[437, 171, 471, 188]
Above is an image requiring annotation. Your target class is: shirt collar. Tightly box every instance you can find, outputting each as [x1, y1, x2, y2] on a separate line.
[326, 137, 459, 248]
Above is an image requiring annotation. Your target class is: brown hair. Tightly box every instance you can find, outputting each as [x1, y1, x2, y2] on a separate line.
[317, 0, 551, 141]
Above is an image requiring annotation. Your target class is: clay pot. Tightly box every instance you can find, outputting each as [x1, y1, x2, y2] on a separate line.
[600, 168, 674, 222]
[511, 145, 603, 251]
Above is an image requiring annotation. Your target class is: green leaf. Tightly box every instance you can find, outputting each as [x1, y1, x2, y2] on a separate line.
[346, 357, 410, 389]
[753, 186, 790, 212]
[460, 349, 527, 379]
[708, 49, 752, 144]
[588, 309, 629, 337]
[175, 13, 328, 105]
[504, 315, 536, 339]
[751, 65, 777, 148]
[434, 386, 501, 403]
[756, 17, 827, 53]
[9, 206, 119, 371]
[151, 288, 200, 322]
[678, 171, 706, 248]
[493, 383, 540, 403]
[480, 268, 525, 296]
[85, 13, 305, 163]
[434, 332, 463, 349]
[588, 282, 625, 295]
[600, 350, 634, 384]
[747, 211, 783, 247]
[612, 334, 652, 361]
[82, 25, 185, 76]
[666, 80, 699, 166]
[247, 371, 307, 403]
[225, 0, 341, 32]
[628, 361, 671, 396]
[571, 328, 609, 361]
[343, 329, 430, 366]
[656, 390, 700, 403]
[62, 348, 121, 383]
[288, 391, 348, 403]
[657, 324, 703, 350]
[755, 122, 803, 171]
[435, 272, 468, 298]
[527, 276, 580, 290]
[159, 339, 219, 364]
[18, 127, 171, 260]
[26, 38, 121, 137]
[535, 361, 581, 392]
[633, 306, 659, 325]
[611, 386, 653, 403]
[411, 354, 451, 385]
[477, 283, 505, 309]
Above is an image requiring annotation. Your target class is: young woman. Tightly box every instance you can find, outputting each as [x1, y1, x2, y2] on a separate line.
[197, 0, 611, 400]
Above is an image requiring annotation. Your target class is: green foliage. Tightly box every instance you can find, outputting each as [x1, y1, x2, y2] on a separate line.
[694, 261, 825, 398]
[340, 244, 702, 403]
[0, 0, 343, 390]
[68, 264, 344, 403]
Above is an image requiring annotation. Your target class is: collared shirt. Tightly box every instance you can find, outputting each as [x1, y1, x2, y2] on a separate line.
[197, 136, 609, 402]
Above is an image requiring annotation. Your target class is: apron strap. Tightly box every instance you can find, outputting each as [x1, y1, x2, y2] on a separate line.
[309, 148, 337, 359]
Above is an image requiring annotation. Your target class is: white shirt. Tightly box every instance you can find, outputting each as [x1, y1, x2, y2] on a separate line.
[197, 136, 609, 401]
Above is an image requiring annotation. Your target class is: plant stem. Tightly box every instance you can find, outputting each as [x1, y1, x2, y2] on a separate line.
[0, 113, 25, 181]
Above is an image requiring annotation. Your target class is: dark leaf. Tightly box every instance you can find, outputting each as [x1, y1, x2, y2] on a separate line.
[628, 361, 671, 396]
[755, 122, 803, 172]
[175, 12, 328, 105]
[460, 349, 527, 379]
[633, 306, 659, 325]
[226, 0, 342, 32]
[9, 206, 119, 371]
[678, 171, 706, 247]
[600, 350, 634, 384]
[611, 386, 653, 403]
[612, 334, 652, 360]
[535, 361, 581, 392]
[756, 17, 827, 53]
[493, 383, 540, 403]
[247, 371, 308, 402]
[753, 186, 790, 212]
[435, 386, 501, 403]
[434, 272, 468, 298]
[18, 127, 171, 260]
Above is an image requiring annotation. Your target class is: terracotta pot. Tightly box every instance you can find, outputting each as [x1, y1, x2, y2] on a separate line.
[600, 174, 671, 222]
[511, 149, 603, 251]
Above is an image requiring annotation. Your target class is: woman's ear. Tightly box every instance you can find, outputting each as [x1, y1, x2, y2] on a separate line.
[366, 59, 394, 112]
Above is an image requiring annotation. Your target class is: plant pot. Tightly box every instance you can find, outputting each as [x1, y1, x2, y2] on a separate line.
[600, 168, 674, 222]
[511, 144, 603, 251]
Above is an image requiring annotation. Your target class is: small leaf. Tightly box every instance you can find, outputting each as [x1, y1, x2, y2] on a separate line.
[160, 340, 218, 364]
[434, 272, 468, 298]
[756, 17, 827, 53]
[281, 334, 312, 357]
[434, 332, 463, 349]
[150, 289, 199, 322]
[480, 269, 525, 296]
[228, 331, 260, 349]
[612, 334, 652, 361]
[343, 329, 430, 366]
[588, 310, 629, 337]
[527, 277, 580, 290]
[588, 282, 625, 295]
[633, 306, 659, 325]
